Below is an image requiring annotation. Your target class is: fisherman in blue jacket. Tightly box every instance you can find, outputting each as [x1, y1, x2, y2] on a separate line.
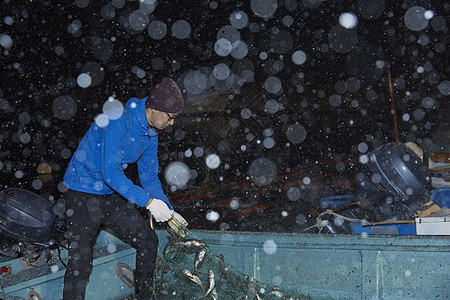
[62, 77, 187, 300]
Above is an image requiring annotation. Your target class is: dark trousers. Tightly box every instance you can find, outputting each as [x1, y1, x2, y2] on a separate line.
[63, 189, 157, 300]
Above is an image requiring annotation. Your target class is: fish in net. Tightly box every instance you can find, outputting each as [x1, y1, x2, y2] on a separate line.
[133, 226, 312, 300]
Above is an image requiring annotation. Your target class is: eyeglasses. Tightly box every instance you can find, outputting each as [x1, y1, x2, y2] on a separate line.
[166, 112, 176, 122]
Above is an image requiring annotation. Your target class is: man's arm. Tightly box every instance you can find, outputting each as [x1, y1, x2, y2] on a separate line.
[137, 137, 173, 210]
[100, 119, 150, 207]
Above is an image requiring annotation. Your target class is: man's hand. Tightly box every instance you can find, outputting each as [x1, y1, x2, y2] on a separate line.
[146, 198, 173, 222]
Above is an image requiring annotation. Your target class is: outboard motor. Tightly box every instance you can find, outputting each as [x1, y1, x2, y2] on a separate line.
[0, 188, 59, 260]
[356, 142, 429, 220]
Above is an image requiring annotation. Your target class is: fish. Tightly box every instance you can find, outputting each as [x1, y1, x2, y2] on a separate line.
[218, 254, 225, 267]
[210, 287, 218, 300]
[200, 269, 215, 298]
[218, 254, 234, 284]
[245, 276, 261, 299]
[163, 244, 176, 255]
[268, 286, 294, 299]
[269, 290, 284, 298]
[218, 254, 247, 295]
[183, 269, 203, 290]
[194, 248, 206, 273]
[162, 243, 181, 260]
[174, 239, 207, 248]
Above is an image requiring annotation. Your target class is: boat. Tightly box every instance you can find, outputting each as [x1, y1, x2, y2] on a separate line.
[1, 142, 449, 299]
[1, 228, 449, 300]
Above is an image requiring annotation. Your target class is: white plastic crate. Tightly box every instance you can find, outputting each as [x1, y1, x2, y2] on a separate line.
[416, 217, 450, 235]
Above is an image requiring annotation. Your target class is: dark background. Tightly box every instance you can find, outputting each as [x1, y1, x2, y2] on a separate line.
[1, 0, 449, 231]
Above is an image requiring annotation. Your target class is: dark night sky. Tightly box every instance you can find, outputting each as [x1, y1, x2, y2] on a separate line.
[1, 0, 449, 212]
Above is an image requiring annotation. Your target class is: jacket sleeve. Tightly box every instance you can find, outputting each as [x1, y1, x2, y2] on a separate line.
[100, 118, 151, 208]
[137, 135, 173, 210]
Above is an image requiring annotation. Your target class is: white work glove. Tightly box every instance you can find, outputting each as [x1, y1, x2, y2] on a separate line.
[146, 198, 173, 222]
[172, 211, 188, 227]
[168, 211, 188, 237]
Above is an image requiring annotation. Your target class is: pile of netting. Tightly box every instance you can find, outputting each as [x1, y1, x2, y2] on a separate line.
[145, 229, 312, 300]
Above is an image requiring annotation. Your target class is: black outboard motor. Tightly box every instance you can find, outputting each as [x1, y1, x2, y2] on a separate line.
[0, 188, 58, 260]
[356, 142, 429, 220]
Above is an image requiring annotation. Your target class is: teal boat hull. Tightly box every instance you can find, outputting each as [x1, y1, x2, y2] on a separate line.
[1, 230, 449, 299]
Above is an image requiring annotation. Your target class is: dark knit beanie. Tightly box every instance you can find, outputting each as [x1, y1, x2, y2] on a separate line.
[146, 77, 184, 114]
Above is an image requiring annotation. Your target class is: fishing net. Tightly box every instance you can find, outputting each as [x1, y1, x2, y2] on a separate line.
[144, 229, 312, 300]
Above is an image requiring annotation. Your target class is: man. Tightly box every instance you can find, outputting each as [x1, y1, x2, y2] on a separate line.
[62, 77, 187, 299]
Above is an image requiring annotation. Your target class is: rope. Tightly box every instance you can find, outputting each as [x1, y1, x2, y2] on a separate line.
[325, 209, 366, 223]
[302, 209, 367, 233]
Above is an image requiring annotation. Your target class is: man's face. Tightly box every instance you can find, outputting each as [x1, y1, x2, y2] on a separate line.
[146, 108, 177, 130]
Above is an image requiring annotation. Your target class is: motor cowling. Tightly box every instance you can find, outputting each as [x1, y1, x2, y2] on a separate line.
[0, 188, 57, 243]
[359, 142, 429, 204]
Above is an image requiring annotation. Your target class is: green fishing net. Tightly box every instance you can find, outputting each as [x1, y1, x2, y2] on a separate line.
[145, 229, 312, 300]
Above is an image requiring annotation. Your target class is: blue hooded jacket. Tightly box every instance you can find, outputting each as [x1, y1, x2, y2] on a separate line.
[63, 97, 172, 209]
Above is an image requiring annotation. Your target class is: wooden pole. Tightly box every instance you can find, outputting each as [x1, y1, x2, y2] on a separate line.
[386, 62, 400, 142]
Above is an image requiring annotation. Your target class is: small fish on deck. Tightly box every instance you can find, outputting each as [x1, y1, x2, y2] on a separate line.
[210, 287, 218, 300]
[246, 276, 262, 299]
[162, 243, 182, 260]
[174, 239, 207, 248]
[183, 269, 203, 290]
[218, 254, 248, 295]
[200, 269, 215, 298]
[194, 248, 206, 273]
[268, 286, 295, 299]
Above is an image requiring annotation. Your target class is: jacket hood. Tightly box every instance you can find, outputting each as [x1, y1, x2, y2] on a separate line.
[125, 97, 157, 136]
